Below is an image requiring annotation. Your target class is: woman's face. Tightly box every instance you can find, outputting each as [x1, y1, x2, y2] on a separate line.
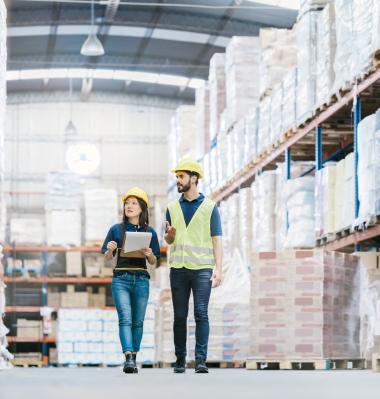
[124, 196, 142, 219]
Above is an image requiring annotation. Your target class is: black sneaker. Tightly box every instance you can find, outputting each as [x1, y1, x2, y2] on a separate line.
[123, 353, 135, 374]
[195, 359, 209, 373]
[173, 356, 186, 373]
[132, 353, 138, 374]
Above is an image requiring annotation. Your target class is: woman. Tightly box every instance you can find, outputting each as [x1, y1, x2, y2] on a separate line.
[102, 187, 160, 374]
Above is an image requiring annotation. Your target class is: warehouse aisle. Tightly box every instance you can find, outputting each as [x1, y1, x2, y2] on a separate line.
[1, 369, 380, 399]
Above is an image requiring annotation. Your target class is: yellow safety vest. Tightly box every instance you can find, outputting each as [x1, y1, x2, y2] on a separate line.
[168, 197, 215, 270]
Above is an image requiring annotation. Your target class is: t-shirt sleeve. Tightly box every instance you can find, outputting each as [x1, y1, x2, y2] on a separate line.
[101, 226, 116, 254]
[150, 228, 161, 261]
[210, 206, 223, 237]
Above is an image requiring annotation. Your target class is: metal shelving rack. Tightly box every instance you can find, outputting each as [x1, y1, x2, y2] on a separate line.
[210, 65, 380, 253]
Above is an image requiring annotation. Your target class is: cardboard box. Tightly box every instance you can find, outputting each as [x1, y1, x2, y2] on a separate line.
[66, 252, 82, 276]
[17, 319, 43, 339]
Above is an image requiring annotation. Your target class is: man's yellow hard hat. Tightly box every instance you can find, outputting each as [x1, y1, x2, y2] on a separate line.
[122, 187, 149, 207]
[171, 158, 203, 179]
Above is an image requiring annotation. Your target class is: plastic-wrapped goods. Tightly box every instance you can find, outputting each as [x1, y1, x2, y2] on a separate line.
[372, 0, 380, 55]
[225, 37, 260, 128]
[201, 152, 211, 196]
[226, 131, 234, 181]
[209, 144, 219, 192]
[46, 171, 81, 210]
[252, 171, 277, 252]
[357, 109, 380, 221]
[343, 152, 356, 227]
[270, 83, 283, 143]
[257, 96, 271, 155]
[195, 82, 210, 158]
[232, 119, 246, 174]
[245, 108, 258, 164]
[0, 0, 6, 245]
[283, 176, 315, 248]
[282, 68, 297, 133]
[238, 188, 254, 266]
[46, 210, 81, 246]
[84, 189, 118, 243]
[172, 105, 197, 161]
[10, 218, 45, 244]
[296, 11, 319, 124]
[209, 53, 226, 142]
[167, 117, 177, 174]
[259, 28, 297, 98]
[315, 163, 337, 237]
[353, 0, 375, 77]
[276, 162, 315, 250]
[298, 0, 331, 18]
[316, 3, 336, 108]
[250, 250, 360, 360]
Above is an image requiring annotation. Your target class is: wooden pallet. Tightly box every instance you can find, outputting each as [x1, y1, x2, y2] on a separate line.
[246, 358, 365, 371]
[12, 359, 44, 368]
[316, 232, 337, 247]
[335, 226, 353, 239]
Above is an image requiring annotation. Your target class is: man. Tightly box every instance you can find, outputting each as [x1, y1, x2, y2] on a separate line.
[165, 158, 222, 374]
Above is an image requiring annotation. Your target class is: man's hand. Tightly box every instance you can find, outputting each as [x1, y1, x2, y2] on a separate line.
[106, 241, 117, 252]
[165, 221, 176, 244]
[211, 269, 221, 288]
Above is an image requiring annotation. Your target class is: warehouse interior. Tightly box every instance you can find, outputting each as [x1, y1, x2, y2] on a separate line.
[1, 0, 380, 397]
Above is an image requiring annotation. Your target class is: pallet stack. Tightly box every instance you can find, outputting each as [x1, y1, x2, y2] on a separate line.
[249, 250, 360, 365]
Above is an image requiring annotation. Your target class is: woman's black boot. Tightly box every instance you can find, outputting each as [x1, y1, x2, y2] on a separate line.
[132, 353, 138, 373]
[123, 353, 135, 374]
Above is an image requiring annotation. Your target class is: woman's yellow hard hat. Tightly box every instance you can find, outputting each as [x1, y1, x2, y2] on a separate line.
[171, 158, 203, 179]
[122, 187, 149, 207]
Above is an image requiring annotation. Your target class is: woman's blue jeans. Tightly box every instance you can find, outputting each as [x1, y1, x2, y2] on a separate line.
[111, 272, 149, 353]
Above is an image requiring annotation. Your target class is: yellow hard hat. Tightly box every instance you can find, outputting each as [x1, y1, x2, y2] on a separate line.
[122, 187, 149, 207]
[171, 158, 203, 179]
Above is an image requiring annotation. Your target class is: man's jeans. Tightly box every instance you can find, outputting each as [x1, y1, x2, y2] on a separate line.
[112, 273, 149, 353]
[170, 267, 213, 362]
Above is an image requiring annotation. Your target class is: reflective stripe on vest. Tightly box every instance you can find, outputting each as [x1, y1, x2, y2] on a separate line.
[168, 197, 215, 270]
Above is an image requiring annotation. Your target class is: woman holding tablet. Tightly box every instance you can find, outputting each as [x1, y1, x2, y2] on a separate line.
[102, 187, 160, 374]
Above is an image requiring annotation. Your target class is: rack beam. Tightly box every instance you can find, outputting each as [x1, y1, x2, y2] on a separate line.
[3, 277, 112, 284]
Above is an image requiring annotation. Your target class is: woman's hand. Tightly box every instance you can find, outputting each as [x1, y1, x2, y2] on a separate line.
[107, 241, 118, 252]
[140, 247, 153, 257]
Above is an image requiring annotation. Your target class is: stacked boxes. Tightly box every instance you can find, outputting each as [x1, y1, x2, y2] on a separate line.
[17, 319, 42, 339]
[250, 250, 360, 360]
[225, 37, 260, 128]
[57, 309, 123, 366]
[209, 54, 226, 142]
[257, 96, 271, 154]
[281, 68, 297, 133]
[48, 286, 106, 309]
[10, 218, 45, 244]
[171, 105, 197, 161]
[84, 189, 118, 243]
[245, 108, 258, 163]
[60, 286, 89, 308]
[270, 83, 283, 143]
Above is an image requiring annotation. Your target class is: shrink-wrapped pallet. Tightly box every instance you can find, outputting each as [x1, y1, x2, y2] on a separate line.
[225, 37, 260, 128]
[245, 108, 258, 164]
[195, 82, 210, 158]
[209, 54, 226, 142]
[257, 96, 271, 155]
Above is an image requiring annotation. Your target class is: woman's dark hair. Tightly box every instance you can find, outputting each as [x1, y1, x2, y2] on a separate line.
[123, 197, 149, 228]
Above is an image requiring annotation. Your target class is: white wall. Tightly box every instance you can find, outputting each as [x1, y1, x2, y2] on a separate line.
[5, 92, 181, 216]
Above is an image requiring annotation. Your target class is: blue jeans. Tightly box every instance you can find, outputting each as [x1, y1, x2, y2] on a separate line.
[170, 267, 213, 362]
[111, 272, 149, 353]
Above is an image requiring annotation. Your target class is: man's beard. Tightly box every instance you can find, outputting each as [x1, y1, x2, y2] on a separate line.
[177, 181, 191, 193]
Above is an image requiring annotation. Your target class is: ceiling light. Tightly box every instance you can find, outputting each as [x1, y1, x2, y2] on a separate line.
[80, 0, 105, 57]
[65, 120, 78, 138]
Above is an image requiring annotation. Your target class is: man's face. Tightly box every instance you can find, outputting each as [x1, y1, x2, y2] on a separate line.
[176, 172, 192, 193]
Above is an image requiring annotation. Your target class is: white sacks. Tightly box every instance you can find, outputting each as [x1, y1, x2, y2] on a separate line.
[84, 189, 118, 243]
[10, 218, 45, 244]
[46, 210, 81, 246]
[284, 176, 315, 248]
[357, 109, 380, 221]
[315, 3, 336, 108]
[296, 10, 319, 124]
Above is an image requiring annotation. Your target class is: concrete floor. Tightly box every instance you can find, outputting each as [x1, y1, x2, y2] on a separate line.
[1, 368, 380, 399]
